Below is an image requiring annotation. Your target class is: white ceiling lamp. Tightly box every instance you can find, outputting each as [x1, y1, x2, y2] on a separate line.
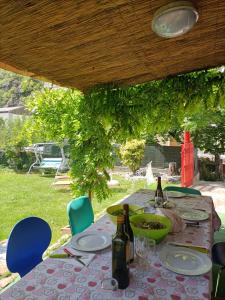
[152, 1, 199, 38]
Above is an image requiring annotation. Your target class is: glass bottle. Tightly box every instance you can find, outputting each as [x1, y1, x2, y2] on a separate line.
[154, 176, 164, 207]
[123, 204, 134, 263]
[112, 215, 129, 289]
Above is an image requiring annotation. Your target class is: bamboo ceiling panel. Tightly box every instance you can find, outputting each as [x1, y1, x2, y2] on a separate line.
[0, 0, 225, 90]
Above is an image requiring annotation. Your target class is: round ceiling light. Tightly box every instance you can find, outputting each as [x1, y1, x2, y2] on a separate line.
[152, 1, 199, 38]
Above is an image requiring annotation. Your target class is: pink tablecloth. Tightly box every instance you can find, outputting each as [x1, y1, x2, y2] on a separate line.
[0, 190, 216, 300]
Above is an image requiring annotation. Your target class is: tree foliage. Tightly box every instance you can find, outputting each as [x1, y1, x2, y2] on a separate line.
[184, 109, 225, 179]
[25, 68, 225, 200]
[0, 117, 35, 170]
[26, 88, 113, 201]
[119, 140, 145, 174]
[0, 69, 45, 107]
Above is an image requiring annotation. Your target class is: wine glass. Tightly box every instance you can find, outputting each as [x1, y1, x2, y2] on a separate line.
[101, 277, 118, 291]
[135, 237, 156, 270]
[100, 277, 118, 300]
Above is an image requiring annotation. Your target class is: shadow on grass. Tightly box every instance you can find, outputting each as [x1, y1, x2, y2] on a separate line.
[54, 188, 72, 194]
[109, 187, 127, 193]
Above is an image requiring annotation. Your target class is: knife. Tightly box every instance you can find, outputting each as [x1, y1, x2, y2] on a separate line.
[49, 254, 71, 258]
[168, 242, 209, 254]
[49, 253, 86, 266]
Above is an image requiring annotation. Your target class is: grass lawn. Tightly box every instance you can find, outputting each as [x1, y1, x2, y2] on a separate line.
[0, 169, 159, 244]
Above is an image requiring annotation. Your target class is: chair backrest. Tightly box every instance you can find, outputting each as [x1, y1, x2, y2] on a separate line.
[6, 217, 52, 277]
[163, 186, 201, 195]
[67, 196, 94, 236]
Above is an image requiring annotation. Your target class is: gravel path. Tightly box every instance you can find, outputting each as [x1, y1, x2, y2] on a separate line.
[193, 181, 225, 213]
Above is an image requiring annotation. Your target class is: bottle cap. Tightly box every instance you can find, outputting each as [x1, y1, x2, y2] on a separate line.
[117, 215, 124, 224]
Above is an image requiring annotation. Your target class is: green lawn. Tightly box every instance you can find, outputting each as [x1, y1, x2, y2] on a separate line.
[0, 169, 153, 244]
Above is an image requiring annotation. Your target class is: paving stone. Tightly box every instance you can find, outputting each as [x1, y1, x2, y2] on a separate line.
[0, 274, 17, 289]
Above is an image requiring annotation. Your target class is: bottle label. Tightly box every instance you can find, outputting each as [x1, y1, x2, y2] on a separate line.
[155, 196, 164, 207]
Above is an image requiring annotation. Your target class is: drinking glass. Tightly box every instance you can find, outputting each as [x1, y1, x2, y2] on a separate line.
[135, 237, 156, 270]
[101, 278, 118, 291]
[164, 190, 169, 201]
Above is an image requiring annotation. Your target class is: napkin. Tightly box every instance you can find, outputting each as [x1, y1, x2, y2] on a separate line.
[65, 246, 96, 266]
[160, 208, 186, 233]
[50, 246, 96, 267]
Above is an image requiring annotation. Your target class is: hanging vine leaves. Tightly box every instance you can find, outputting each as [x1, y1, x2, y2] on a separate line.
[26, 68, 225, 201]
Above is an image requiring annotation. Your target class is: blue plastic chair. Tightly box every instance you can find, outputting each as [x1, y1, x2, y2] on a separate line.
[6, 217, 52, 277]
[67, 196, 94, 236]
[163, 186, 201, 196]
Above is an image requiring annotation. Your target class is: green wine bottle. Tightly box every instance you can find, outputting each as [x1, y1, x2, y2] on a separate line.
[123, 204, 134, 263]
[112, 215, 129, 289]
[155, 176, 164, 207]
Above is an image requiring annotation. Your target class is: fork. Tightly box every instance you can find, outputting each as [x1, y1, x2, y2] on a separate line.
[64, 248, 86, 266]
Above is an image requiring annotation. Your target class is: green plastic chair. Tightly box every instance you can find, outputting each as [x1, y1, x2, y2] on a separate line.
[163, 186, 201, 195]
[67, 196, 94, 236]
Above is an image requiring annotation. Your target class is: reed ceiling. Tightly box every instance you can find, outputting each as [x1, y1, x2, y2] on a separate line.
[0, 0, 224, 90]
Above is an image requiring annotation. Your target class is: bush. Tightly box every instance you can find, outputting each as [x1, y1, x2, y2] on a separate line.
[199, 158, 218, 181]
[4, 147, 34, 172]
[0, 150, 8, 166]
[119, 139, 145, 174]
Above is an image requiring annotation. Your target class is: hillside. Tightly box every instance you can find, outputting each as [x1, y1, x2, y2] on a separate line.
[0, 69, 45, 108]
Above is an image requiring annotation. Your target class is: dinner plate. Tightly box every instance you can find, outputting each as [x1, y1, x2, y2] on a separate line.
[166, 191, 187, 198]
[159, 246, 212, 275]
[71, 231, 111, 251]
[178, 208, 209, 221]
[162, 200, 176, 209]
[147, 199, 176, 209]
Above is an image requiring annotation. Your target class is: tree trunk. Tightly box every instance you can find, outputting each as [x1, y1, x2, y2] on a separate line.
[214, 153, 223, 180]
[88, 190, 92, 201]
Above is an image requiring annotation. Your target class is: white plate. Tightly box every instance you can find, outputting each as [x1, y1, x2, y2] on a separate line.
[71, 231, 111, 251]
[178, 208, 209, 221]
[159, 246, 212, 275]
[166, 191, 187, 198]
[163, 200, 176, 209]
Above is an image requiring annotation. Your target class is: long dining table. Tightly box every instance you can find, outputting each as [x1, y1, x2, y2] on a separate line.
[0, 189, 218, 300]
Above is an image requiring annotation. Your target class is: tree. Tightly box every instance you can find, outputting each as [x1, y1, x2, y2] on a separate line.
[0, 69, 45, 107]
[26, 88, 113, 201]
[119, 140, 145, 174]
[185, 109, 225, 180]
[0, 117, 35, 170]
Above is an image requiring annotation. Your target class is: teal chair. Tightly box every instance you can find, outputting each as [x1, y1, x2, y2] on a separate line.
[67, 196, 94, 236]
[163, 186, 201, 196]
